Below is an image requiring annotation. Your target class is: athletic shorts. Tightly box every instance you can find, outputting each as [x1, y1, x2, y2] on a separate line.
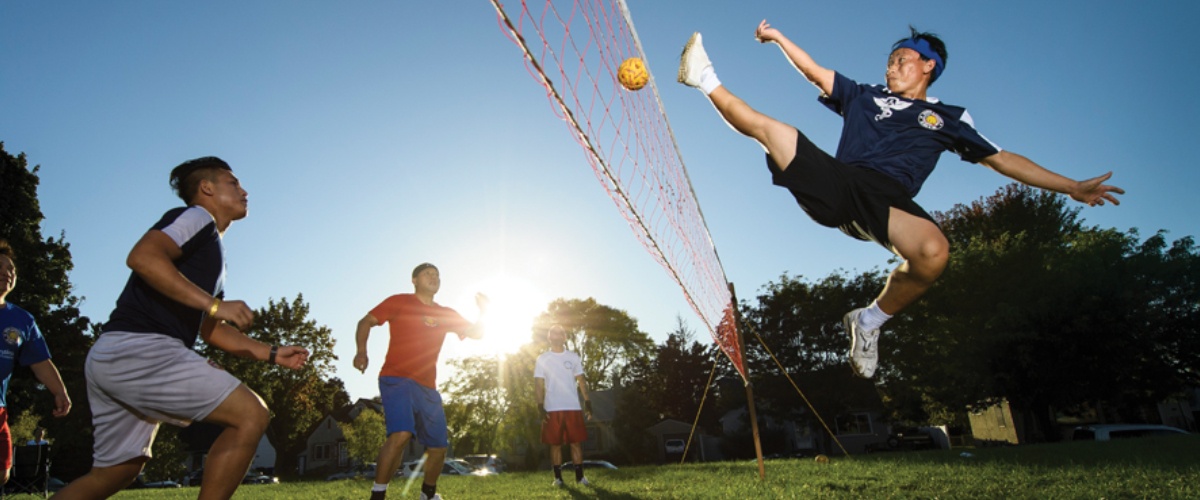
[85, 332, 242, 468]
[379, 376, 449, 448]
[0, 407, 10, 471]
[541, 410, 588, 445]
[767, 128, 936, 253]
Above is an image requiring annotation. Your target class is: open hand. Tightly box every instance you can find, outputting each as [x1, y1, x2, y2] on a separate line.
[1071, 172, 1124, 207]
[755, 20, 781, 44]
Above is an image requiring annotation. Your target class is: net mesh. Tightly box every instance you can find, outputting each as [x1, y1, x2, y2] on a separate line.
[490, 0, 745, 378]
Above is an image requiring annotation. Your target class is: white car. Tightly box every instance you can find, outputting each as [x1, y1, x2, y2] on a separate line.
[664, 439, 686, 454]
[1072, 424, 1187, 441]
[463, 454, 508, 474]
[403, 459, 484, 477]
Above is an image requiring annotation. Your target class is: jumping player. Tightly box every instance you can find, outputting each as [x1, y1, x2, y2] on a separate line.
[534, 324, 592, 487]
[0, 239, 70, 485]
[354, 263, 488, 500]
[677, 23, 1123, 378]
[54, 157, 310, 500]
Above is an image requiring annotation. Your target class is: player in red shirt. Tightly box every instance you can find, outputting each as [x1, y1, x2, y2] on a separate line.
[354, 263, 488, 500]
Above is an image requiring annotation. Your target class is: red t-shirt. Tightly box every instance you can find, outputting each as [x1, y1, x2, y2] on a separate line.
[369, 294, 471, 388]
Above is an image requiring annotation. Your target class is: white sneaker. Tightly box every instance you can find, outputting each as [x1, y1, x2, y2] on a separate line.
[578, 477, 590, 486]
[844, 308, 880, 378]
[552, 479, 564, 487]
[677, 32, 712, 87]
[418, 494, 442, 500]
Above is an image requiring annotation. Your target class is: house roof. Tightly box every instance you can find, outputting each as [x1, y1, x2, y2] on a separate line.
[646, 419, 697, 436]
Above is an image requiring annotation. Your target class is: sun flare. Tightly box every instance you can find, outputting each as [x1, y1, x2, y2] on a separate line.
[450, 274, 549, 356]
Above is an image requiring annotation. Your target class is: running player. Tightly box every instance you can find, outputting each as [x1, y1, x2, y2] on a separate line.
[54, 157, 310, 500]
[354, 263, 488, 500]
[535, 324, 593, 487]
[677, 23, 1123, 378]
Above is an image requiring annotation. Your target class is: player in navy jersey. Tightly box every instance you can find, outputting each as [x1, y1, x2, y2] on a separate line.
[678, 22, 1123, 378]
[55, 157, 310, 500]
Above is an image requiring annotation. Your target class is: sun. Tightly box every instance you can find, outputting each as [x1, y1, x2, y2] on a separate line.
[450, 274, 549, 355]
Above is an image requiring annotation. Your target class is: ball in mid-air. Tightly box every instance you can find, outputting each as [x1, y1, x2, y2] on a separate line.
[618, 57, 649, 91]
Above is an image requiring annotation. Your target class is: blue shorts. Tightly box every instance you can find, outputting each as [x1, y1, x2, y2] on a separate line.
[379, 376, 449, 448]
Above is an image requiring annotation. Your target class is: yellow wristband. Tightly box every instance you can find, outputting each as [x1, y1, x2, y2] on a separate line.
[208, 298, 221, 316]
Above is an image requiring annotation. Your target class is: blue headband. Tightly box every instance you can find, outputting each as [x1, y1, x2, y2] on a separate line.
[895, 38, 944, 82]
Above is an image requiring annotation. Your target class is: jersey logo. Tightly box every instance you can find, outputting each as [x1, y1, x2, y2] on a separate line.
[423, 316, 439, 327]
[564, 360, 575, 370]
[918, 110, 945, 130]
[3, 327, 20, 346]
[874, 96, 912, 121]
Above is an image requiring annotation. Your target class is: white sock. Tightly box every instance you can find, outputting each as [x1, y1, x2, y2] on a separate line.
[858, 300, 892, 332]
[372, 483, 389, 492]
[699, 66, 721, 95]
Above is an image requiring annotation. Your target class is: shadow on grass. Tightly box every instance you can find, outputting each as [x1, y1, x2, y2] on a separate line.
[571, 485, 645, 500]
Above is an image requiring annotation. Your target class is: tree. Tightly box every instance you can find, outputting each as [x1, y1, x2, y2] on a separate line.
[339, 409, 386, 466]
[1, 142, 97, 479]
[442, 355, 505, 454]
[531, 298, 653, 389]
[196, 295, 349, 475]
[144, 426, 188, 482]
[889, 184, 1200, 439]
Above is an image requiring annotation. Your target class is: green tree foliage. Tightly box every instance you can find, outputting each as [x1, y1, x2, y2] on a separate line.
[143, 426, 188, 482]
[8, 408, 41, 445]
[889, 184, 1200, 438]
[196, 295, 349, 475]
[532, 298, 653, 389]
[1, 143, 96, 479]
[442, 355, 505, 454]
[339, 408, 385, 466]
[613, 318, 724, 464]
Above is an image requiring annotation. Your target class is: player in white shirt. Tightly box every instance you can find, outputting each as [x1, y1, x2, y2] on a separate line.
[534, 325, 593, 486]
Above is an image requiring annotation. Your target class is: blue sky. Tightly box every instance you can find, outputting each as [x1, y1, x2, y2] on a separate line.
[3, 0, 1196, 401]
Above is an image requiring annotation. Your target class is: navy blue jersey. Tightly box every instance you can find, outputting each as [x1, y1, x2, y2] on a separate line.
[819, 72, 1001, 196]
[102, 206, 226, 348]
[0, 303, 53, 407]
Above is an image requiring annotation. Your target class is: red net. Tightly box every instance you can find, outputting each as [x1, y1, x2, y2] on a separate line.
[490, 0, 745, 379]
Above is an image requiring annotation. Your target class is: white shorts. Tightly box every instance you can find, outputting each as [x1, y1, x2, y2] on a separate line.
[85, 332, 241, 468]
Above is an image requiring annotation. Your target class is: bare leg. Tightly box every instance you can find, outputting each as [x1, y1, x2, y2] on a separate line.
[549, 444, 562, 467]
[876, 208, 950, 314]
[48, 457, 147, 500]
[423, 447, 447, 487]
[570, 442, 583, 466]
[707, 86, 800, 170]
[197, 384, 271, 500]
[374, 431, 412, 487]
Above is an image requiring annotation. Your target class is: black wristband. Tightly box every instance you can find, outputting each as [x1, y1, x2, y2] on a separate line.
[268, 345, 278, 364]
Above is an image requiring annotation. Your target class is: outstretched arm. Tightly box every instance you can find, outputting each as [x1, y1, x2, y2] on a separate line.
[755, 20, 835, 97]
[200, 317, 310, 370]
[980, 151, 1125, 206]
[29, 360, 70, 417]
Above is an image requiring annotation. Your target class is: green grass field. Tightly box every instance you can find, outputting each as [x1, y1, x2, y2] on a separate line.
[34, 435, 1199, 499]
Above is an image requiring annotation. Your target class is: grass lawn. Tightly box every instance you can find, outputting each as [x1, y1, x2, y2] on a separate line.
[36, 434, 1198, 499]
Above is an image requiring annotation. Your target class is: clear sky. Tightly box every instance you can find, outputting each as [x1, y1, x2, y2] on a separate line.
[3, 0, 1197, 402]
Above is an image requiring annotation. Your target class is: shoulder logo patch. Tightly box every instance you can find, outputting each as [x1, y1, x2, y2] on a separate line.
[3, 327, 20, 346]
[874, 96, 913, 121]
[918, 109, 944, 130]
[423, 316, 439, 327]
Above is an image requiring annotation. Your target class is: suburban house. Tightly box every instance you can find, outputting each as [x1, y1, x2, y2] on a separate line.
[646, 418, 722, 463]
[180, 422, 276, 475]
[298, 398, 426, 476]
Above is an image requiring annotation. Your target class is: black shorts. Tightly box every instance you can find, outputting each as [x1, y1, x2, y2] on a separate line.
[767, 129, 935, 253]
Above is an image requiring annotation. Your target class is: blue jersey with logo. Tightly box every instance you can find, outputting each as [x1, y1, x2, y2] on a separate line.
[0, 303, 53, 407]
[102, 206, 226, 348]
[819, 72, 1002, 196]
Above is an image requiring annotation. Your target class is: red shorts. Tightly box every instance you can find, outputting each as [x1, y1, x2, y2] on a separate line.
[541, 410, 587, 445]
[0, 407, 11, 471]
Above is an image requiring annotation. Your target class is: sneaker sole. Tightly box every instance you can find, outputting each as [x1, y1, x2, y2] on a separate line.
[677, 32, 699, 84]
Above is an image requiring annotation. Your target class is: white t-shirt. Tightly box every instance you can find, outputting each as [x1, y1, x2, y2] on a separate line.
[534, 349, 584, 412]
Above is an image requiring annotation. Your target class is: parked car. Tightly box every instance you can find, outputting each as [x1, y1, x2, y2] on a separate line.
[664, 439, 686, 454]
[558, 460, 618, 470]
[463, 454, 508, 473]
[1072, 424, 1187, 441]
[181, 468, 278, 486]
[327, 463, 378, 481]
[126, 473, 182, 489]
[403, 459, 483, 477]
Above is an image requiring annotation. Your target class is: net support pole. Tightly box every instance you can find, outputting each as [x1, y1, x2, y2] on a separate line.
[729, 283, 765, 480]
